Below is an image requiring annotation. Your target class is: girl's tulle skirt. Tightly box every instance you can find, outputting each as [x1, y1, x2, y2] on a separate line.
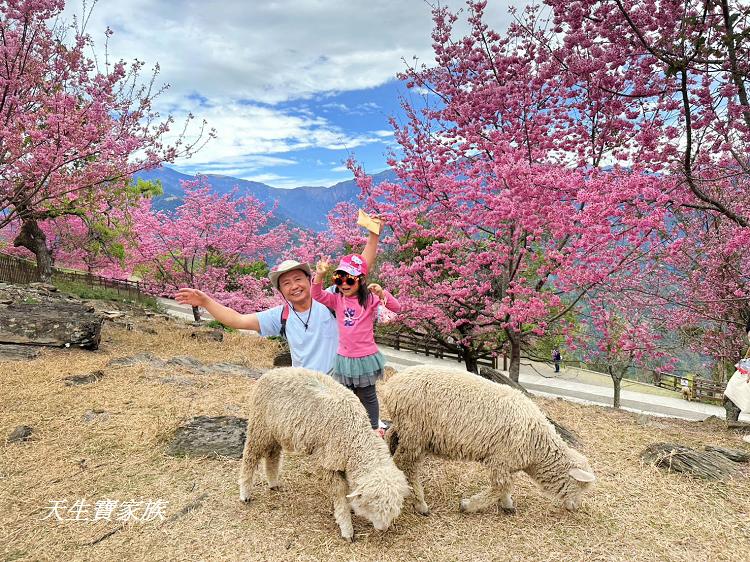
[330, 351, 385, 387]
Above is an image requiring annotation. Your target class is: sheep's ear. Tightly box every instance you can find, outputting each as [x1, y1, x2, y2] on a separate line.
[569, 468, 596, 483]
[346, 490, 361, 499]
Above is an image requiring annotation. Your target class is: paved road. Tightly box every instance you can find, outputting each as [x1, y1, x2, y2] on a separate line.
[157, 297, 749, 423]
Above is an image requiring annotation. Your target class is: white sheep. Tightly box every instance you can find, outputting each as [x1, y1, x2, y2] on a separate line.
[381, 365, 596, 515]
[238, 367, 409, 541]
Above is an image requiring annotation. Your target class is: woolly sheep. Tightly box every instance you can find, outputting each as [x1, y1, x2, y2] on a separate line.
[381, 365, 596, 515]
[238, 367, 410, 541]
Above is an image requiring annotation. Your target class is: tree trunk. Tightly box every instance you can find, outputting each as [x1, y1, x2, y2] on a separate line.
[13, 217, 54, 282]
[462, 345, 478, 374]
[191, 305, 202, 323]
[609, 366, 623, 409]
[507, 332, 521, 382]
[724, 397, 741, 423]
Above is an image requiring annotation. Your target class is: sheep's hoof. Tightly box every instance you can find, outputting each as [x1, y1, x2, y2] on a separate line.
[268, 484, 280, 491]
[459, 499, 470, 512]
[501, 506, 516, 515]
[240, 495, 251, 503]
[341, 532, 355, 543]
[415, 504, 431, 516]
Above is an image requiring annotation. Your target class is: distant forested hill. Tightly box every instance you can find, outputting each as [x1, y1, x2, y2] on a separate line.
[135, 167, 397, 231]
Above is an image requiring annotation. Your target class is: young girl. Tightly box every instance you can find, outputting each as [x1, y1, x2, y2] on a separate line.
[312, 253, 401, 436]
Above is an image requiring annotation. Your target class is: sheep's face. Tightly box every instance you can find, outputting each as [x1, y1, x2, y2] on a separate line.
[557, 453, 596, 512]
[558, 468, 596, 512]
[347, 465, 410, 531]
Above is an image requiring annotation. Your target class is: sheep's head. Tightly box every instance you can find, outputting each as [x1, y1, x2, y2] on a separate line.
[347, 464, 409, 531]
[557, 449, 596, 512]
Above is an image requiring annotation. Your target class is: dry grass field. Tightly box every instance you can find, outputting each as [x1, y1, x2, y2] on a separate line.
[1, 314, 749, 562]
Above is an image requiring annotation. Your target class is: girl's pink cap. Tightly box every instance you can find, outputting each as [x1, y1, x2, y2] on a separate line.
[336, 254, 368, 276]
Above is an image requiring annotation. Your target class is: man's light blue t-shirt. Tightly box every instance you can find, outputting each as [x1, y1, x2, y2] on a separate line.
[256, 300, 339, 373]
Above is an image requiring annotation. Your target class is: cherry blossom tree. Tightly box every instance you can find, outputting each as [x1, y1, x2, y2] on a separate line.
[352, 1, 669, 379]
[0, 0, 210, 280]
[128, 177, 288, 321]
[573, 287, 678, 407]
[521, 0, 750, 374]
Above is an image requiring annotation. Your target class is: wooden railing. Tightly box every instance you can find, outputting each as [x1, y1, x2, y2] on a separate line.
[0, 252, 148, 302]
[652, 370, 727, 404]
[375, 330, 500, 369]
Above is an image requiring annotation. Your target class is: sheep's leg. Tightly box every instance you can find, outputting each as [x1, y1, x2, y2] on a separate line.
[238, 421, 270, 502]
[460, 467, 513, 514]
[328, 470, 354, 542]
[264, 445, 282, 490]
[393, 447, 429, 515]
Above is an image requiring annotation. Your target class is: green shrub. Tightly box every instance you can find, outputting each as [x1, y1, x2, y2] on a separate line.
[52, 278, 163, 313]
[206, 319, 237, 333]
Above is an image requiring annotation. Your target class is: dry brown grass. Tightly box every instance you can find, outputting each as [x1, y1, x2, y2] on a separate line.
[1, 315, 749, 562]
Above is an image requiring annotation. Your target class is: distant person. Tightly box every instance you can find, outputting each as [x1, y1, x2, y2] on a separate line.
[552, 348, 562, 373]
[175, 217, 381, 374]
[311, 254, 401, 437]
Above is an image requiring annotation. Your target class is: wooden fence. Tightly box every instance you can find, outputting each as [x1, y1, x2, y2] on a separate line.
[375, 330, 501, 369]
[652, 371, 727, 404]
[0, 252, 147, 302]
[376, 328, 729, 404]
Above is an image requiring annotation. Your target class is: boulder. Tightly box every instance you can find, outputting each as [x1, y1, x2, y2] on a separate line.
[64, 370, 105, 386]
[0, 302, 103, 349]
[641, 442, 738, 480]
[166, 415, 247, 459]
[0, 344, 40, 361]
[7, 425, 33, 443]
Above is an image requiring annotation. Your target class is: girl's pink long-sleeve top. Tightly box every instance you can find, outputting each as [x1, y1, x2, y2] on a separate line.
[311, 281, 401, 358]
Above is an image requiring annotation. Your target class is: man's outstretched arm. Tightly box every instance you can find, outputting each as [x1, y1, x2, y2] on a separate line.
[175, 288, 260, 332]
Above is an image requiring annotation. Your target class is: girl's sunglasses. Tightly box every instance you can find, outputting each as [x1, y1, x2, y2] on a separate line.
[333, 273, 358, 286]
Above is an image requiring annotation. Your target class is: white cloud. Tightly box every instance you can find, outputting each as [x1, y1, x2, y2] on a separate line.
[162, 100, 387, 170]
[62, 0, 516, 182]
[69, 0, 515, 105]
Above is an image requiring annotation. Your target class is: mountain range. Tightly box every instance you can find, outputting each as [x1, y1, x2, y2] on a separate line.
[134, 167, 398, 231]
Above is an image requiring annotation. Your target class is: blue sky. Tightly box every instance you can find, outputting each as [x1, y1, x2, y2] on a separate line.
[64, 0, 515, 188]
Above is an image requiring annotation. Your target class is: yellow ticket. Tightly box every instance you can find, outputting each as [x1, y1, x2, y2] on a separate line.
[357, 209, 381, 235]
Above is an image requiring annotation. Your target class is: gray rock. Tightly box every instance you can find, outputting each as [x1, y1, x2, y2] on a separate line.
[108, 353, 163, 367]
[704, 445, 750, 463]
[0, 344, 40, 361]
[64, 370, 105, 386]
[273, 351, 293, 367]
[0, 302, 103, 349]
[109, 353, 264, 379]
[166, 415, 247, 459]
[642, 442, 738, 480]
[8, 425, 33, 443]
[82, 409, 110, 423]
[158, 376, 196, 386]
[190, 329, 224, 342]
[209, 363, 265, 379]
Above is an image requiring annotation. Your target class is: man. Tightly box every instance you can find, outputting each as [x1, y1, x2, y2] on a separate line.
[174, 227, 380, 374]
[552, 348, 562, 373]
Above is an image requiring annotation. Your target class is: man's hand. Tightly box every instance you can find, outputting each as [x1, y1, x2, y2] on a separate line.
[175, 288, 209, 308]
[368, 283, 385, 300]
